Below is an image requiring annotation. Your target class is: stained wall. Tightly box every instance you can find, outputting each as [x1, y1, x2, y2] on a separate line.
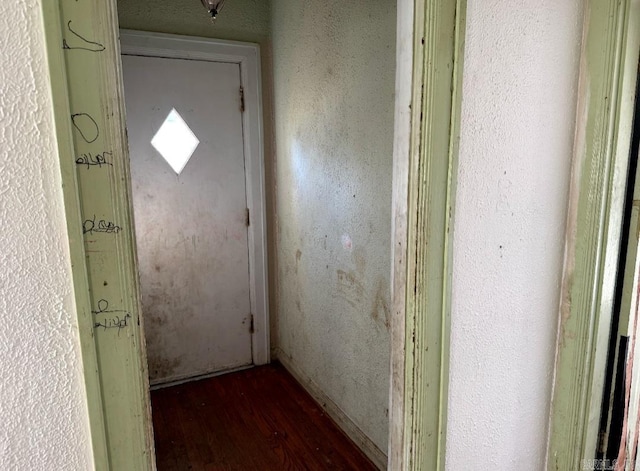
[271, 0, 396, 460]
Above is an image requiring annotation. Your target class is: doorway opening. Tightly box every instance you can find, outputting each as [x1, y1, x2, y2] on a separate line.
[119, 2, 397, 468]
[44, 0, 465, 468]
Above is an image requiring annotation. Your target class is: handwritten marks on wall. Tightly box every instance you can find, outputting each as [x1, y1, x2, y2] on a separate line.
[82, 215, 122, 235]
[92, 299, 132, 335]
[63, 9, 128, 335]
[62, 20, 106, 52]
[76, 151, 113, 169]
[71, 112, 100, 143]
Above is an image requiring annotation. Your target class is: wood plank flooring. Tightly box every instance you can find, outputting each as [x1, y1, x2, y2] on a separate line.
[150, 362, 378, 470]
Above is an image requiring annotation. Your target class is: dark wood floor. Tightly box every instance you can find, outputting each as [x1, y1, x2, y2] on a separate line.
[151, 362, 378, 470]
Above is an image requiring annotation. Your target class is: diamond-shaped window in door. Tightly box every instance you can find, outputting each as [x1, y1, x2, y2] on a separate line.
[151, 108, 200, 175]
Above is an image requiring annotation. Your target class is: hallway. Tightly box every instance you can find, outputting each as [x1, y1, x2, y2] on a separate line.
[151, 363, 377, 470]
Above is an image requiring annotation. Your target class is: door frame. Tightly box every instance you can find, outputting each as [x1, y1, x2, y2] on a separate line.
[120, 30, 270, 369]
[389, 0, 466, 469]
[41, 0, 466, 469]
[548, 0, 640, 468]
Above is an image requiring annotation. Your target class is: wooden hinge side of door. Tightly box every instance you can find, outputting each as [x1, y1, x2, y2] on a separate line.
[240, 86, 245, 112]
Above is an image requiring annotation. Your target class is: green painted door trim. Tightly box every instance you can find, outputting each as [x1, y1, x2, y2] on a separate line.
[548, 1, 640, 469]
[41, 1, 154, 470]
[41, 3, 110, 469]
[390, 0, 466, 469]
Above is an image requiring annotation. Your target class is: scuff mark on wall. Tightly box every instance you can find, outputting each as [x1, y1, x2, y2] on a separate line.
[372, 279, 391, 331]
[337, 269, 365, 308]
[341, 234, 353, 251]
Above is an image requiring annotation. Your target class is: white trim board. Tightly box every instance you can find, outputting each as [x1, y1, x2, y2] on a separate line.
[119, 30, 270, 366]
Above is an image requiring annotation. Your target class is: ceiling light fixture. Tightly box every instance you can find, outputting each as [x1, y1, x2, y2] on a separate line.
[200, 0, 226, 20]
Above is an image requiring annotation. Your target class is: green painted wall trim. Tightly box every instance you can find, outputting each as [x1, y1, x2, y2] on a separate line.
[549, 1, 640, 468]
[393, 0, 466, 469]
[41, 1, 154, 470]
[41, 3, 110, 469]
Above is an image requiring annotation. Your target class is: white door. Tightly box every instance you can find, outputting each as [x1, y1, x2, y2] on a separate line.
[122, 54, 253, 385]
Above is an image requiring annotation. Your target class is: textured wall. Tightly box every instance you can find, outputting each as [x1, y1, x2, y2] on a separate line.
[447, 1, 584, 469]
[117, 0, 280, 345]
[271, 0, 396, 455]
[0, 2, 94, 470]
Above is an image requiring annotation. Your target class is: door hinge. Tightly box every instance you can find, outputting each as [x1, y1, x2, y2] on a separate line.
[249, 314, 254, 334]
[240, 86, 245, 112]
[245, 207, 250, 227]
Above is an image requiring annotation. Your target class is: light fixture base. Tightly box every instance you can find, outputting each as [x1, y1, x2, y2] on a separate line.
[200, 0, 226, 20]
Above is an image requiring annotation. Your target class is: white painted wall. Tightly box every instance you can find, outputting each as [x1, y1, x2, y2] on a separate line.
[271, 0, 396, 459]
[447, 1, 584, 469]
[0, 2, 93, 470]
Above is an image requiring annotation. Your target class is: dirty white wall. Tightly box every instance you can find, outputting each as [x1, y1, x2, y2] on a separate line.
[0, 2, 93, 470]
[117, 0, 280, 342]
[271, 0, 396, 461]
[447, 1, 584, 469]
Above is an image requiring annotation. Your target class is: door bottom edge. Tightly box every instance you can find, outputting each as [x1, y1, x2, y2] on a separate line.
[149, 363, 255, 390]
